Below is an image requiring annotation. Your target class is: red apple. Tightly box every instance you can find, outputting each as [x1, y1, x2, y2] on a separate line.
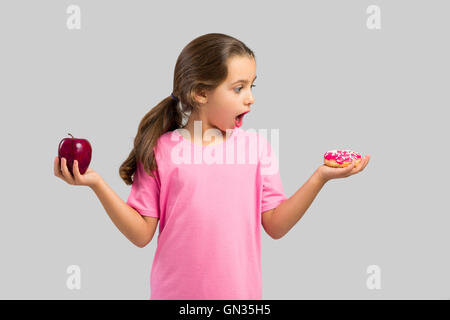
[58, 133, 92, 175]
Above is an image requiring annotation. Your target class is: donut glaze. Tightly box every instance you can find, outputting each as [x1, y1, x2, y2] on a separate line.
[324, 150, 362, 168]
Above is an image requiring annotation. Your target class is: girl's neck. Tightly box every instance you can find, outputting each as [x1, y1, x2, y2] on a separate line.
[181, 119, 231, 147]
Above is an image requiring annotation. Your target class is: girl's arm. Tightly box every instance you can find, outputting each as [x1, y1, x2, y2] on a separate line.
[268, 156, 370, 239]
[269, 170, 326, 240]
[54, 157, 156, 247]
[91, 177, 156, 248]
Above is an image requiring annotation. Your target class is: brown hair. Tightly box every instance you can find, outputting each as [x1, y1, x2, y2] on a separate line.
[119, 33, 256, 185]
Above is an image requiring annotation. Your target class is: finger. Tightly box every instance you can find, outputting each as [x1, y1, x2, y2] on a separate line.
[347, 161, 356, 170]
[61, 157, 75, 184]
[73, 160, 81, 183]
[355, 159, 364, 170]
[364, 155, 370, 168]
[54, 156, 62, 177]
[355, 156, 370, 173]
[54, 156, 66, 179]
[346, 161, 357, 175]
[358, 155, 369, 171]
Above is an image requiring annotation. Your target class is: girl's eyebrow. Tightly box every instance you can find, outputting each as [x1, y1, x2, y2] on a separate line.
[231, 75, 257, 85]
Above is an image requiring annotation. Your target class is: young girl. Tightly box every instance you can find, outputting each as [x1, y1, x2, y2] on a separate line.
[54, 33, 370, 300]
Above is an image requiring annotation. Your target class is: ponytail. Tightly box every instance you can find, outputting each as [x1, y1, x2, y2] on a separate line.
[119, 96, 183, 185]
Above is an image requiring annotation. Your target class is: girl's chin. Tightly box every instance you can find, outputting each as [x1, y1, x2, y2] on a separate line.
[212, 126, 229, 135]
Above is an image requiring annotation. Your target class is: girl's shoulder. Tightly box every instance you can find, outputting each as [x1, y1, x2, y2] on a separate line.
[153, 130, 179, 155]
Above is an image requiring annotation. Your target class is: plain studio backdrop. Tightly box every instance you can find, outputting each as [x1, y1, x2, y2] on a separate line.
[0, 0, 449, 299]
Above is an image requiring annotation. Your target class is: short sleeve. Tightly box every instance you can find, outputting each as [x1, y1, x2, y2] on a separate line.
[126, 161, 161, 218]
[259, 133, 288, 213]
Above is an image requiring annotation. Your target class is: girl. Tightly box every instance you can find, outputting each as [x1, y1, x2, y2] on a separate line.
[54, 33, 370, 300]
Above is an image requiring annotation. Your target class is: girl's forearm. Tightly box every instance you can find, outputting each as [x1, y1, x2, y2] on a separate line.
[91, 177, 151, 247]
[270, 169, 326, 239]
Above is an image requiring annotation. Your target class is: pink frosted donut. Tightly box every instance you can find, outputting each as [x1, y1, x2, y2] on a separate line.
[324, 150, 362, 168]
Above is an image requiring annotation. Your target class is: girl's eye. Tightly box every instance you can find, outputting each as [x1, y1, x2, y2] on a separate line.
[235, 84, 256, 93]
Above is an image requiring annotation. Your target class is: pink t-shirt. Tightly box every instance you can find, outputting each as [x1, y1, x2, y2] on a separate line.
[126, 127, 288, 300]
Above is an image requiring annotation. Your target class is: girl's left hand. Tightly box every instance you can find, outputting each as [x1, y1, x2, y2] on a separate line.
[316, 155, 371, 183]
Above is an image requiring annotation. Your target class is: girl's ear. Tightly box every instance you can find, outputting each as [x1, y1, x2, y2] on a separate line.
[193, 88, 209, 105]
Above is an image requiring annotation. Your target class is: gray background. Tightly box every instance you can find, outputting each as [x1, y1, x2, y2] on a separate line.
[0, 0, 448, 299]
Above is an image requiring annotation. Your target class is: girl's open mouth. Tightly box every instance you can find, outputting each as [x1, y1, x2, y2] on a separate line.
[235, 111, 250, 128]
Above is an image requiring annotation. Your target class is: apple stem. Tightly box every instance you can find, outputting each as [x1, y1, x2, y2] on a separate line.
[68, 133, 74, 139]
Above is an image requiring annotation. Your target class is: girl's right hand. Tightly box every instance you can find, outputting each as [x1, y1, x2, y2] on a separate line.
[54, 156, 102, 188]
